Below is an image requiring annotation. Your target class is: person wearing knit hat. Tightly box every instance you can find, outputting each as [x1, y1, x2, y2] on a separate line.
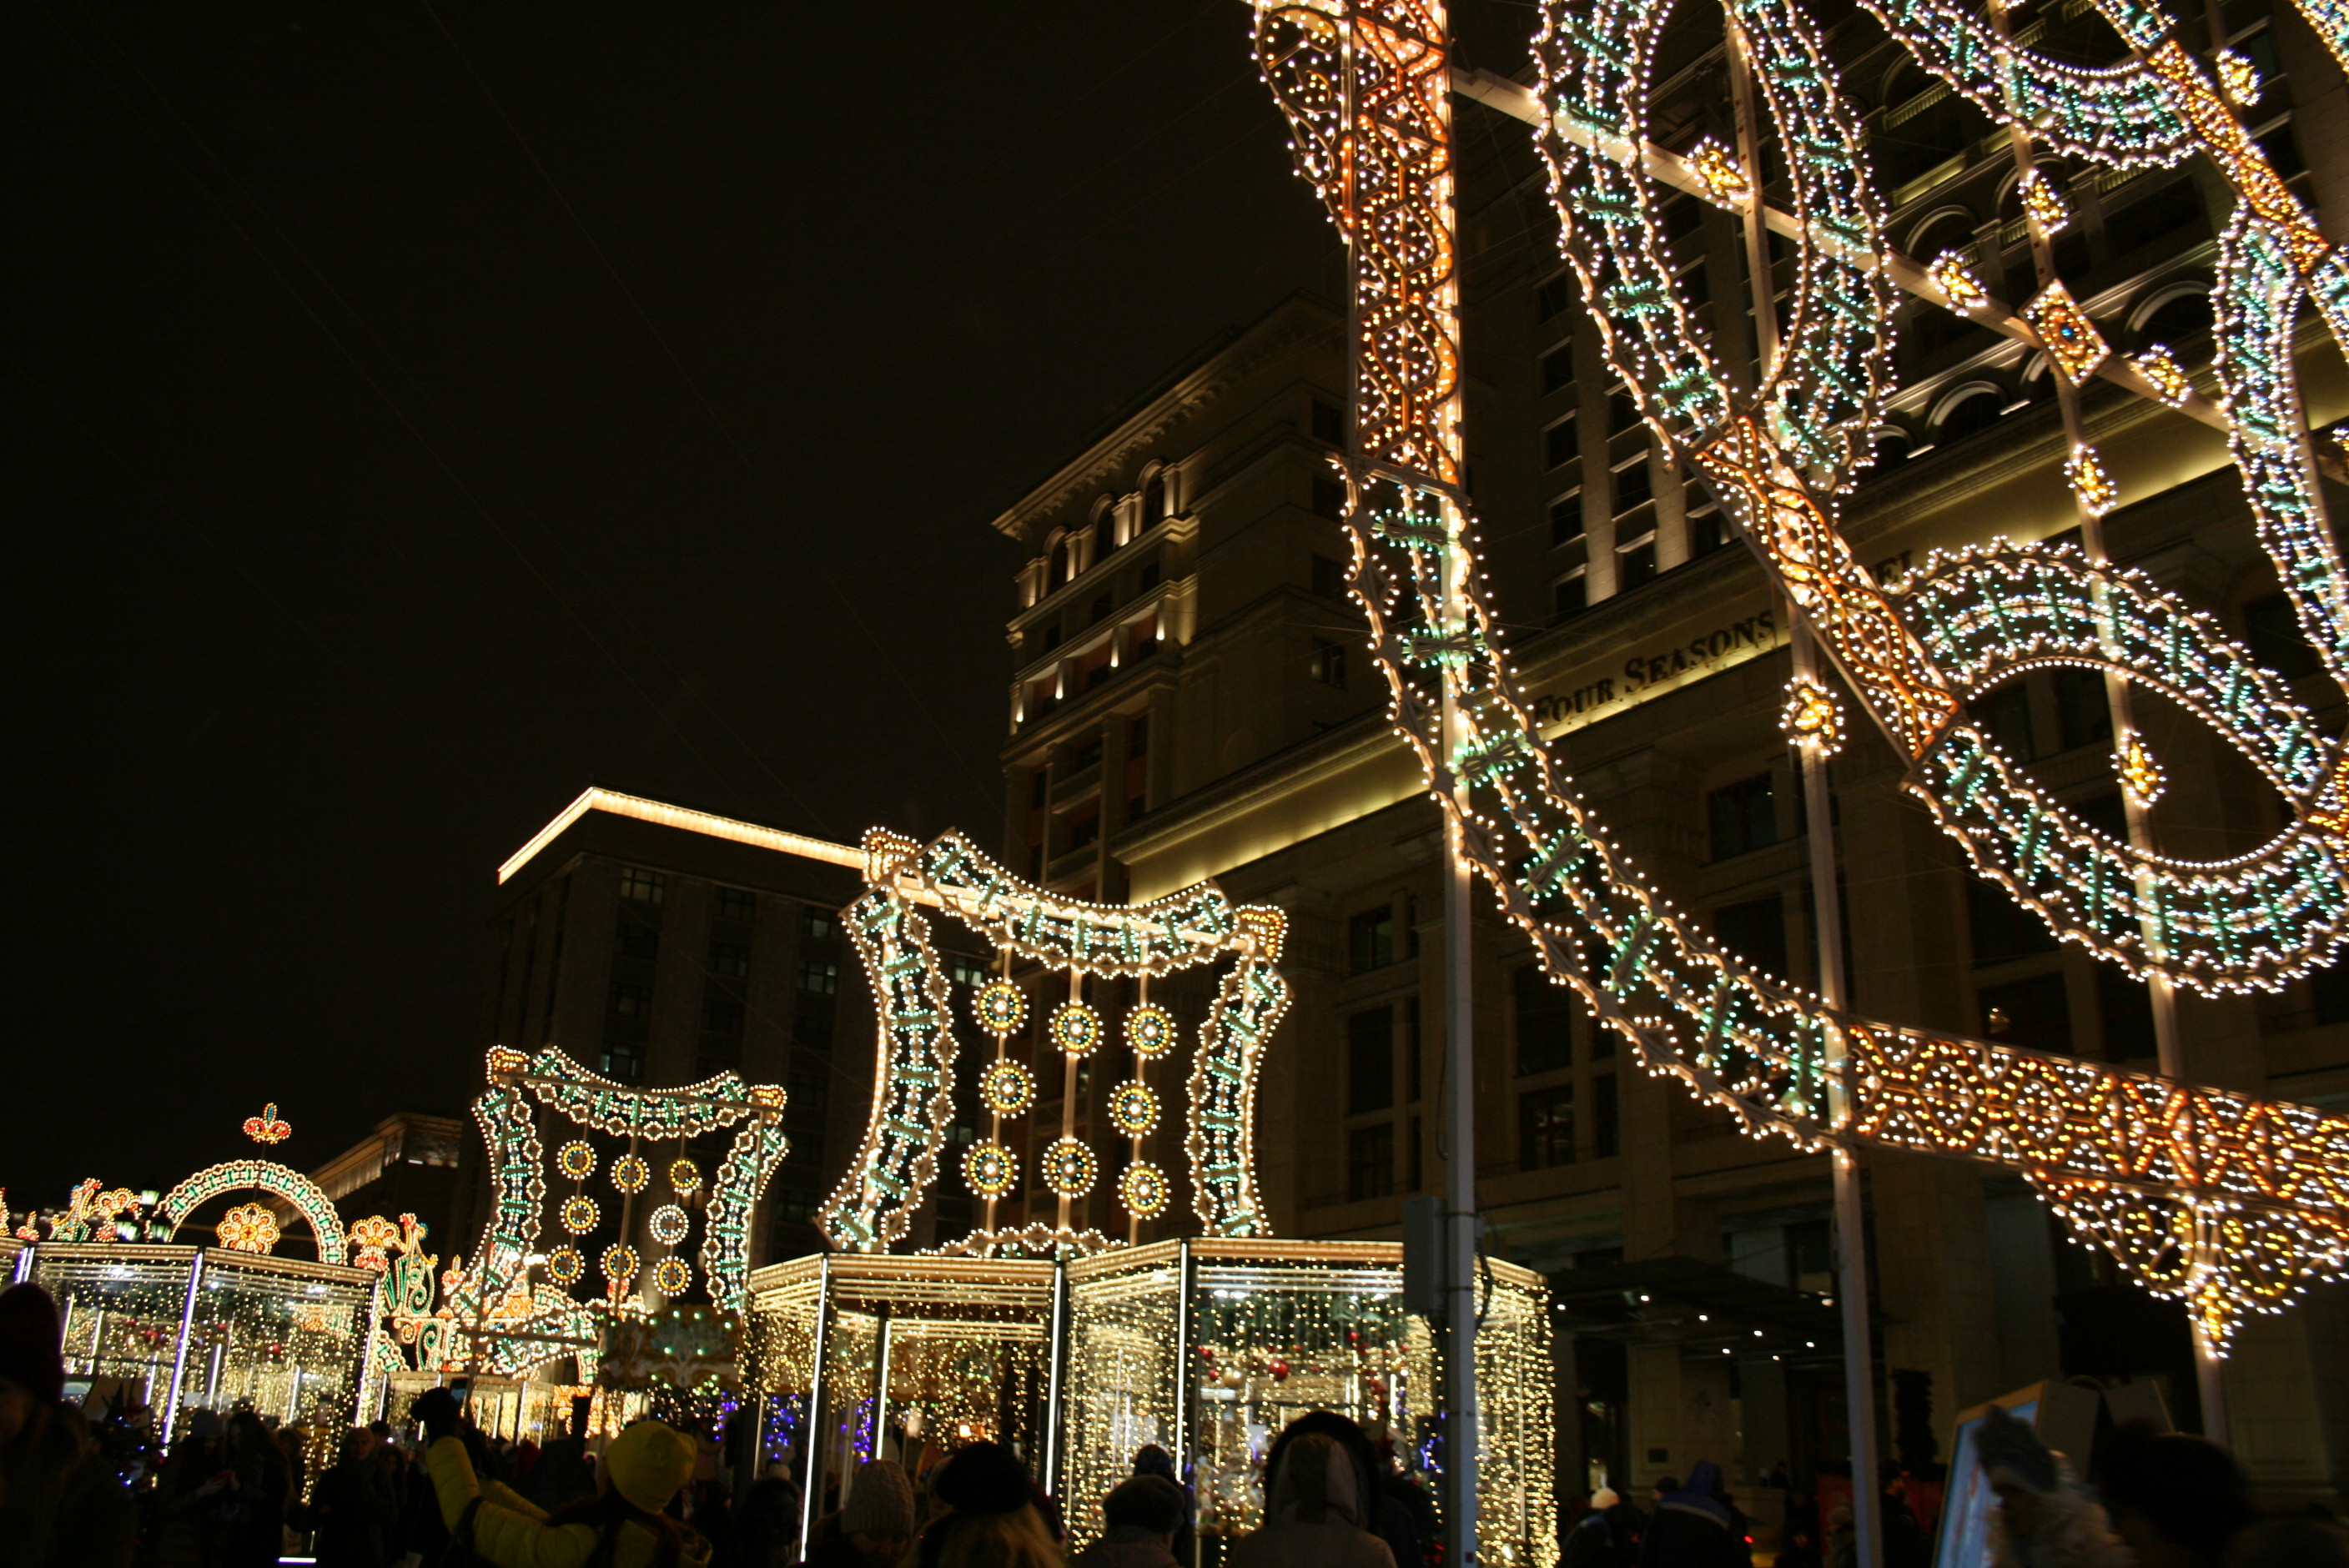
[1559, 1487, 1625, 1568]
[806, 1459, 917, 1568]
[415, 1391, 709, 1568]
[0, 1283, 135, 1568]
[914, 1442, 1046, 1568]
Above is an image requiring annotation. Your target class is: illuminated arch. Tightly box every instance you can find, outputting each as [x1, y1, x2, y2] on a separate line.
[158, 1159, 348, 1264]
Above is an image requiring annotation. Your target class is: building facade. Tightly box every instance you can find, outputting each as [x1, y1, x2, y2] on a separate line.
[986, 0, 2349, 1515]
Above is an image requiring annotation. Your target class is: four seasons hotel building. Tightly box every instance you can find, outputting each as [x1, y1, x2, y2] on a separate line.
[984, 0, 2349, 1515]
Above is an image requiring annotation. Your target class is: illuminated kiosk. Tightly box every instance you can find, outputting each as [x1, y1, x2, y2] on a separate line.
[742, 828, 1560, 1563]
[24, 1242, 376, 1440]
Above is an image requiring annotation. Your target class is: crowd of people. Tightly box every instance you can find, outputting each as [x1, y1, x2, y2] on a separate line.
[6, 1276, 2349, 1568]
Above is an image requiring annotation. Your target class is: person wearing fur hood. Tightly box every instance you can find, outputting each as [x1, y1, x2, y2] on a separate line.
[1974, 1405, 2131, 1568]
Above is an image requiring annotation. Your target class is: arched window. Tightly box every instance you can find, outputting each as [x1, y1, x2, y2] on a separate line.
[1870, 425, 1914, 468]
[1094, 505, 1119, 560]
[2131, 284, 2213, 348]
[1049, 539, 1069, 587]
[1932, 384, 2005, 445]
[1904, 206, 1978, 265]
[1144, 470, 1169, 525]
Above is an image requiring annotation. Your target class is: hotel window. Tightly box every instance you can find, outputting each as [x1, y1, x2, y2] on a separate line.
[1349, 1006, 1396, 1114]
[1312, 399, 1345, 445]
[948, 955, 988, 989]
[1144, 470, 1169, 522]
[1311, 638, 1349, 689]
[1979, 972, 2072, 1053]
[1520, 1083, 1577, 1169]
[1311, 474, 1347, 518]
[1708, 773, 1778, 861]
[1617, 536, 1658, 591]
[1348, 906, 1396, 974]
[1545, 412, 1580, 470]
[1968, 878, 2060, 965]
[601, 1042, 645, 1083]
[1067, 812, 1100, 851]
[798, 958, 839, 996]
[609, 981, 651, 1018]
[1537, 273, 1575, 319]
[1607, 390, 1640, 436]
[1129, 713, 1149, 755]
[616, 922, 659, 962]
[1688, 498, 1728, 558]
[1542, 344, 1577, 395]
[619, 867, 666, 904]
[1513, 964, 1575, 1075]
[802, 907, 837, 944]
[1970, 682, 2037, 761]
[1312, 554, 1348, 600]
[1593, 1073, 1620, 1156]
[713, 886, 756, 924]
[1712, 893, 1789, 979]
[2243, 592, 2321, 680]
[1348, 1123, 1396, 1201]
[1551, 491, 1585, 547]
[1070, 735, 1104, 772]
[702, 993, 746, 1037]
[2054, 667, 2113, 752]
[1552, 570, 1588, 624]
[708, 939, 750, 979]
[792, 993, 834, 1052]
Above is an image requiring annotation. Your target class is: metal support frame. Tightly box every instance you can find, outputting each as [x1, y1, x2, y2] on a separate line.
[160, 1252, 207, 1439]
[1441, 539, 1482, 1565]
[797, 1254, 835, 1560]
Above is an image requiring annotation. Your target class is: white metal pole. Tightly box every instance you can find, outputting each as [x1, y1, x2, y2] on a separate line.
[1791, 621, 1882, 1568]
[1441, 525, 1481, 1565]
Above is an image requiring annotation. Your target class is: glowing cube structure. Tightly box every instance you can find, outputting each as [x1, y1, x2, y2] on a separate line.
[25, 1242, 377, 1440]
[744, 1240, 1557, 1565]
[745, 1252, 1059, 1537]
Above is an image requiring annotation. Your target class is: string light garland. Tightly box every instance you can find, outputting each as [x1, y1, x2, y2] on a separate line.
[1252, 0, 2349, 1349]
[652, 1256, 693, 1297]
[558, 1142, 597, 1180]
[157, 1160, 348, 1265]
[668, 1158, 701, 1196]
[1041, 1137, 1099, 1199]
[601, 1244, 640, 1288]
[547, 1246, 586, 1286]
[648, 1204, 692, 1247]
[978, 1060, 1037, 1117]
[611, 1155, 649, 1194]
[561, 1195, 601, 1235]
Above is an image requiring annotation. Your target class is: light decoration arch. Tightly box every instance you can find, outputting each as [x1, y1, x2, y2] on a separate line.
[157, 1159, 349, 1264]
[817, 827, 1289, 1256]
[1249, 0, 2349, 1347]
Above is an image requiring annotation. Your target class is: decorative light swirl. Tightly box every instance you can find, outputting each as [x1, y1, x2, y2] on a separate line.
[651, 1255, 692, 1297]
[1041, 1137, 1099, 1199]
[1124, 1003, 1179, 1058]
[973, 977, 1028, 1036]
[668, 1158, 701, 1195]
[979, 1059, 1038, 1117]
[964, 1141, 1018, 1200]
[1107, 1082, 1160, 1137]
[546, 1246, 586, 1285]
[560, 1194, 600, 1235]
[1049, 1000, 1104, 1058]
[648, 1204, 691, 1247]
[611, 1154, 650, 1194]
[601, 1244, 639, 1285]
[1119, 1161, 1172, 1219]
[557, 1141, 596, 1181]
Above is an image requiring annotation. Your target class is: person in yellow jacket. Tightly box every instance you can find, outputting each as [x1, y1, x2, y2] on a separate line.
[412, 1389, 711, 1568]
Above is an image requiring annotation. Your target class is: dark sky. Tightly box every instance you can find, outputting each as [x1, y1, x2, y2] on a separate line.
[6, 3, 1534, 1209]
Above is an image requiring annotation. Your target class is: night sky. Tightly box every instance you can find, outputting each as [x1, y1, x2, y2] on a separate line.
[8, 4, 1538, 1208]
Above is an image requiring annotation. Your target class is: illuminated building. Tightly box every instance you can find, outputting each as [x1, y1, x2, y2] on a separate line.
[988, 4, 2349, 1517]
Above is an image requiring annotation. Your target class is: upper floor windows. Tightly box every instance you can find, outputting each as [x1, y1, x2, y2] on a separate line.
[619, 867, 666, 904]
[1708, 772, 1778, 861]
[1311, 638, 1349, 689]
[1312, 399, 1345, 445]
[1349, 906, 1396, 975]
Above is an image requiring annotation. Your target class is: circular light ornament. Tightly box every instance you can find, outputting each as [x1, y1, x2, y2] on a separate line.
[1042, 1137, 1098, 1198]
[546, 1245, 586, 1285]
[668, 1159, 701, 1196]
[601, 1244, 639, 1285]
[648, 1204, 691, 1247]
[1124, 1003, 1179, 1058]
[963, 1141, 1018, 1200]
[973, 978, 1028, 1036]
[560, 1195, 600, 1235]
[1049, 1000, 1104, 1058]
[1107, 1081, 1159, 1137]
[611, 1154, 650, 1194]
[978, 1060, 1037, 1117]
[1119, 1161, 1171, 1219]
[556, 1141, 597, 1181]
[651, 1256, 692, 1297]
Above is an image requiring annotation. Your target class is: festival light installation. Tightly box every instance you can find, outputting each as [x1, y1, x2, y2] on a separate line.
[243, 1103, 292, 1144]
[215, 1204, 281, 1254]
[1250, 0, 2349, 1349]
[817, 827, 1287, 1256]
